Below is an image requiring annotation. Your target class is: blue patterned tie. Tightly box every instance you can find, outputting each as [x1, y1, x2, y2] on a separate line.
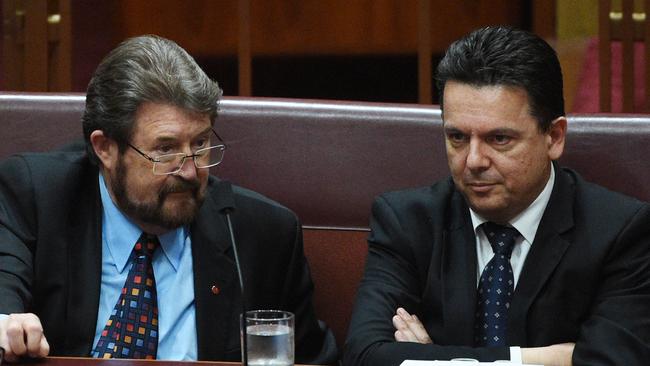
[474, 222, 519, 347]
[92, 233, 160, 359]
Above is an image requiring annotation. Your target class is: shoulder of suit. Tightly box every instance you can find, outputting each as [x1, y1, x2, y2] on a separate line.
[376, 177, 456, 205]
[558, 166, 647, 211]
[1, 143, 94, 186]
[207, 177, 297, 218]
[6, 141, 89, 167]
[372, 177, 461, 221]
[232, 183, 292, 210]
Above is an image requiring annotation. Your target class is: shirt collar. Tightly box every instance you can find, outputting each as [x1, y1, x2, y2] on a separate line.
[99, 173, 187, 273]
[469, 164, 556, 244]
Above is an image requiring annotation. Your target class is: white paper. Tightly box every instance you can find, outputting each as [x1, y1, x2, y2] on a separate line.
[400, 361, 542, 366]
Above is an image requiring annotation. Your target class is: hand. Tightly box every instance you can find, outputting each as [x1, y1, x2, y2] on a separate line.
[522, 342, 574, 366]
[0, 313, 50, 362]
[392, 307, 432, 344]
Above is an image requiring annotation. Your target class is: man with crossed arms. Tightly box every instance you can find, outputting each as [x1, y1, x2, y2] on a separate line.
[344, 27, 650, 366]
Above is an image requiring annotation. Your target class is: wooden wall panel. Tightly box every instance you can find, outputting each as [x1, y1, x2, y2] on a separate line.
[114, 0, 239, 56]
[3, 1, 546, 94]
[249, 0, 418, 55]
[112, 0, 525, 57]
[2, 0, 71, 91]
[429, 0, 525, 51]
[533, 0, 557, 38]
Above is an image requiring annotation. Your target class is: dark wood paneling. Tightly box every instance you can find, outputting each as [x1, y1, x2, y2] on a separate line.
[4, 0, 540, 98]
[112, 0, 526, 56]
[532, 0, 556, 38]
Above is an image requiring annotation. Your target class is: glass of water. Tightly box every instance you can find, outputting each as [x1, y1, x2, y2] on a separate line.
[242, 310, 294, 366]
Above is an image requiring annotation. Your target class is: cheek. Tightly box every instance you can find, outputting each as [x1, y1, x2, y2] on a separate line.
[498, 154, 539, 190]
[487, 155, 520, 184]
[446, 151, 465, 173]
[130, 173, 164, 198]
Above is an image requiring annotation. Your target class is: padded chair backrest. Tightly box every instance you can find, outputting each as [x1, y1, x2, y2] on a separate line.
[4, 94, 650, 221]
[215, 98, 445, 229]
[0, 93, 85, 158]
[2, 92, 650, 350]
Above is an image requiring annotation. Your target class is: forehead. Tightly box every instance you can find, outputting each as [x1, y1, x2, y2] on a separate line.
[442, 82, 537, 132]
[131, 102, 211, 141]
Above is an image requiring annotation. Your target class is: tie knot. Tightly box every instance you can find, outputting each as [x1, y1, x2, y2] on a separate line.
[134, 233, 160, 258]
[482, 222, 519, 257]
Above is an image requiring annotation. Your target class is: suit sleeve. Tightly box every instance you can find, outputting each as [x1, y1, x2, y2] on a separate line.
[0, 156, 37, 314]
[280, 214, 338, 365]
[343, 195, 509, 366]
[572, 204, 650, 365]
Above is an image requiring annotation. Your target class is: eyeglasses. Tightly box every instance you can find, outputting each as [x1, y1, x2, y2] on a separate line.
[128, 129, 226, 175]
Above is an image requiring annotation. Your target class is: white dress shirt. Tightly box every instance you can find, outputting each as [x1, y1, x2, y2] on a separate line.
[468, 165, 555, 361]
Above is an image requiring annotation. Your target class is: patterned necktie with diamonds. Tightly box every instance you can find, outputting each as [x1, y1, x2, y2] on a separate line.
[93, 233, 160, 359]
[474, 222, 520, 347]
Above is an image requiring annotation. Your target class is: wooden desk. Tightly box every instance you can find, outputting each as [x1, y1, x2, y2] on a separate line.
[14, 357, 232, 365]
[14, 357, 315, 365]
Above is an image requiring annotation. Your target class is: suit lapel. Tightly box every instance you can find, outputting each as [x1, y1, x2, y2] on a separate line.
[192, 179, 239, 360]
[65, 167, 103, 355]
[441, 192, 478, 345]
[508, 167, 575, 344]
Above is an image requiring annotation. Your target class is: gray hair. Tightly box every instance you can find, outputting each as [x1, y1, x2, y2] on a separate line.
[82, 35, 223, 164]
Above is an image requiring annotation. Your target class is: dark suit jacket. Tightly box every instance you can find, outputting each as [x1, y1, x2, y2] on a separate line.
[0, 146, 337, 364]
[343, 167, 650, 366]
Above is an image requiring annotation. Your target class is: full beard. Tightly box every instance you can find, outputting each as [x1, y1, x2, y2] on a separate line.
[111, 160, 206, 230]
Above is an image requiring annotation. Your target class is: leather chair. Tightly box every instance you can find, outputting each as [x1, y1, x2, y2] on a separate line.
[2, 92, 650, 350]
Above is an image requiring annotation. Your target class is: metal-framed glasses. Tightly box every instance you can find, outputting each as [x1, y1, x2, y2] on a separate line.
[128, 129, 226, 175]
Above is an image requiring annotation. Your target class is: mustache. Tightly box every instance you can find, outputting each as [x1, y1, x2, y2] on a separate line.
[160, 177, 201, 194]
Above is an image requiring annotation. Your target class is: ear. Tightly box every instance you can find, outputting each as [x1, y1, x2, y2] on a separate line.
[546, 117, 567, 160]
[89, 130, 119, 170]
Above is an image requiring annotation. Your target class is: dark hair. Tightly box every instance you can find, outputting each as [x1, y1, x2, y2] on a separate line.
[82, 35, 223, 164]
[435, 26, 564, 131]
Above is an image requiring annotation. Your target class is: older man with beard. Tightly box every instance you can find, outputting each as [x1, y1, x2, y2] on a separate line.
[0, 35, 337, 364]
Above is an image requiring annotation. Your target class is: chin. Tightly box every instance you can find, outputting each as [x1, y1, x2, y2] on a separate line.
[468, 200, 510, 220]
[167, 199, 195, 212]
[165, 203, 196, 218]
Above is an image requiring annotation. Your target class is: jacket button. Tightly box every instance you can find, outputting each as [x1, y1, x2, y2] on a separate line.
[211, 285, 220, 295]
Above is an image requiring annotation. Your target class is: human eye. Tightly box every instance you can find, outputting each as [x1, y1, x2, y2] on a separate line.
[446, 131, 468, 145]
[153, 142, 183, 158]
[156, 144, 175, 154]
[193, 137, 209, 150]
[488, 134, 512, 146]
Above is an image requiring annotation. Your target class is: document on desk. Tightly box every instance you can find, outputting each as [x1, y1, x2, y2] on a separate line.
[400, 361, 542, 366]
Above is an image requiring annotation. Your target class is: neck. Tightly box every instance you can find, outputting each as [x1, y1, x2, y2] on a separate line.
[133, 220, 170, 236]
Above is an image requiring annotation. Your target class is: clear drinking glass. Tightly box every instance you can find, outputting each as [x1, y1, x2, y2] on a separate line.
[241, 310, 295, 366]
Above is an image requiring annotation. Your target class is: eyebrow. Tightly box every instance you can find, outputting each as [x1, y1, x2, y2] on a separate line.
[488, 128, 520, 136]
[443, 126, 465, 134]
[442, 126, 520, 136]
[152, 127, 214, 143]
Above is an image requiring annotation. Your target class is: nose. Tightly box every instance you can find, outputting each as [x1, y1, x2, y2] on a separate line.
[175, 155, 199, 180]
[465, 138, 490, 172]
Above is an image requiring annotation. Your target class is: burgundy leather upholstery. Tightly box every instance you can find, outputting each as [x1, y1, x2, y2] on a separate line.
[2, 92, 649, 349]
[3, 94, 649, 227]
